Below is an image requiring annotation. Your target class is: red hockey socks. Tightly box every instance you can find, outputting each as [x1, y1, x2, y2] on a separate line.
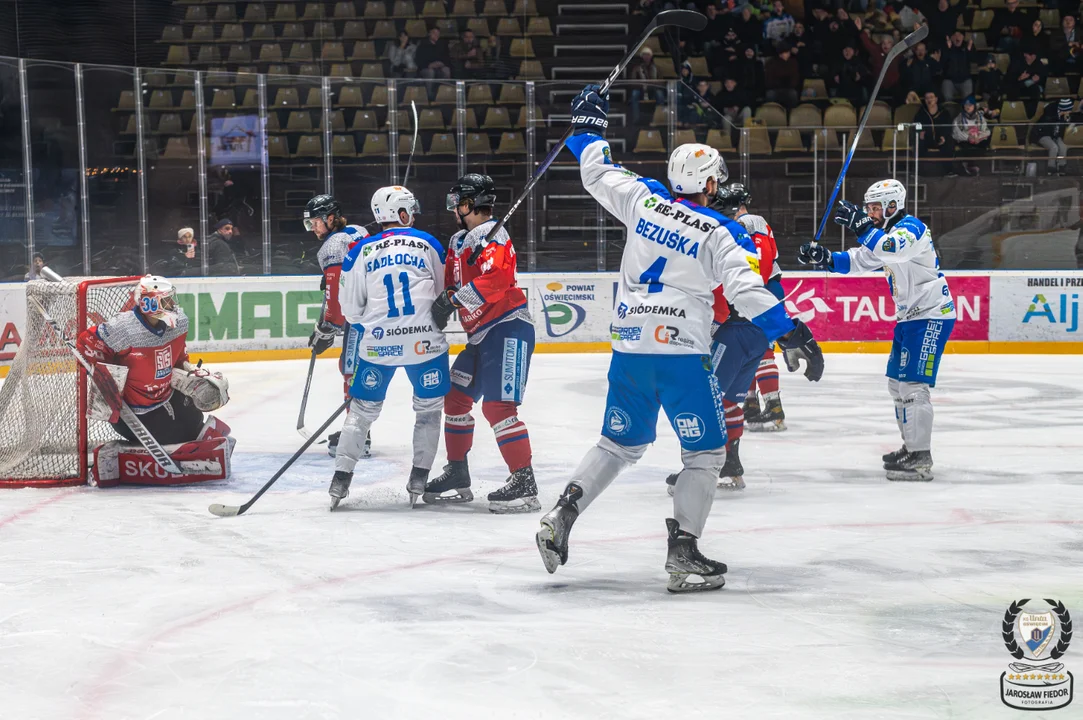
[723, 399, 745, 442]
[755, 348, 780, 396]
[482, 400, 531, 472]
[443, 389, 475, 462]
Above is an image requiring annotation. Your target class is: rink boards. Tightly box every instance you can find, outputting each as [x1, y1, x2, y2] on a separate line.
[2, 270, 1082, 375]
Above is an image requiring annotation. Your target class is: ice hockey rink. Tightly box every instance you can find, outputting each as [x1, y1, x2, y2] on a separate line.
[2, 352, 1081, 720]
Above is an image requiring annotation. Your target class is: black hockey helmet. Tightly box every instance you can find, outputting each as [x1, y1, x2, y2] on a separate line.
[446, 173, 497, 212]
[710, 182, 750, 216]
[303, 194, 341, 231]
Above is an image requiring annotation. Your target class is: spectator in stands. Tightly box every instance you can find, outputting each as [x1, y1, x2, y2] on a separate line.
[157, 228, 198, 277]
[710, 27, 742, 78]
[1050, 14, 1082, 77]
[733, 6, 763, 50]
[765, 42, 801, 108]
[951, 96, 991, 176]
[206, 219, 240, 276]
[417, 27, 452, 80]
[831, 45, 871, 107]
[901, 42, 939, 97]
[990, 0, 1032, 52]
[764, 1, 796, 46]
[451, 29, 483, 79]
[1029, 18, 1051, 59]
[927, 0, 962, 51]
[715, 76, 753, 134]
[914, 91, 952, 175]
[736, 45, 766, 104]
[977, 53, 1004, 112]
[390, 31, 418, 78]
[24, 252, 44, 281]
[785, 22, 815, 79]
[685, 78, 722, 129]
[628, 47, 665, 125]
[818, 13, 858, 65]
[698, 3, 728, 59]
[1033, 98, 1076, 175]
[1007, 43, 1045, 111]
[852, 16, 899, 101]
[940, 31, 974, 102]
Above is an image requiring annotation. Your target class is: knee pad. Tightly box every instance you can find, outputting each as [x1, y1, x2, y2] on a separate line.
[412, 394, 444, 414]
[481, 400, 517, 427]
[898, 381, 931, 405]
[682, 446, 726, 474]
[597, 435, 647, 464]
[887, 377, 902, 401]
[444, 388, 474, 416]
[349, 398, 383, 423]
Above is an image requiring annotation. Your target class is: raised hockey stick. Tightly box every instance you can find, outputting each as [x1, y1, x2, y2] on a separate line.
[811, 23, 929, 245]
[466, 8, 708, 265]
[297, 296, 328, 439]
[209, 400, 350, 517]
[403, 100, 419, 185]
[28, 295, 183, 476]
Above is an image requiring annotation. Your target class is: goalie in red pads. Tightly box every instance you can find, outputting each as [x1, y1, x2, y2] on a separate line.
[76, 275, 235, 487]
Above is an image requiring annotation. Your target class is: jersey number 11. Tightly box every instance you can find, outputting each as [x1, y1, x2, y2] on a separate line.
[383, 271, 416, 318]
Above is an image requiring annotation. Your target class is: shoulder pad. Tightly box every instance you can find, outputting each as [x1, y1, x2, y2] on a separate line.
[637, 177, 672, 201]
[894, 214, 927, 238]
[464, 220, 509, 249]
[318, 230, 355, 268]
[736, 213, 770, 235]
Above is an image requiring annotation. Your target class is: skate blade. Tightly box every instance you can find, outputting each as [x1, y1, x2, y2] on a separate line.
[327, 448, 337, 459]
[489, 496, 542, 514]
[409, 492, 420, 508]
[886, 468, 933, 482]
[422, 489, 474, 505]
[536, 523, 562, 574]
[748, 420, 786, 432]
[666, 572, 726, 593]
[329, 496, 342, 511]
[717, 476, 746, 491]
[666, 483, 675, 497]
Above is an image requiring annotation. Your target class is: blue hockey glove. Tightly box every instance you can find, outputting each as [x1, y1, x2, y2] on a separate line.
[797, 242, 833, 270]
[432, 286, 461, 331]
[778, 319, 824, 382]
[570, 84, 610, 136]
[833, 200, 875, 235]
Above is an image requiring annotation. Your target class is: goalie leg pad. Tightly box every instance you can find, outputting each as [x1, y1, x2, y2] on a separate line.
[92, 436, 235, 487]
[197, 415, 232, 440]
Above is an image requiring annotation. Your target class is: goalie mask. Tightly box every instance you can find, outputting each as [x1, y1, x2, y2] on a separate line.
[135, 275, 179, 329]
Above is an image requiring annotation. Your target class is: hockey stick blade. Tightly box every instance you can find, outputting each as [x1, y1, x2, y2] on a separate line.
[465, 10, 706, 265]
[812, 26, 928, 244]
[209, 400, 349, 517]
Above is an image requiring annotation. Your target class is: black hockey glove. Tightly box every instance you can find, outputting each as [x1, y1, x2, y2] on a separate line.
[309, 319, 337, 355]
[833, 200, 875, 236]
[570, 84, 610, 136]
[797, 242, 833, 270]
[432, 286, 461, 331]
[778, 319, 824, 382]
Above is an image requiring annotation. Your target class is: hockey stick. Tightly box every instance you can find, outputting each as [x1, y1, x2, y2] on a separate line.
[811, 23, 928, 245]
[297, 296, 328, 439]
[209, 400, 350, 517]
[28, 295, 183, 475]
[465, 8, 708, 265]
[403, 100, 419, 185]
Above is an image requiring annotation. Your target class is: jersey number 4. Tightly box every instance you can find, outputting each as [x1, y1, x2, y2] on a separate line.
[383, 271, 416, 318]
[639, 256, 667, 294]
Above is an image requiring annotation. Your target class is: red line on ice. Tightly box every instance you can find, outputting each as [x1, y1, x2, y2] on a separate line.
[0, 488, 79, 531]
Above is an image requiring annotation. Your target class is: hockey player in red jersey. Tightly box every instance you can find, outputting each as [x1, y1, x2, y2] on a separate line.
[303, 193, 372, 457]
[76, 275, 234, 486]
[426, 173, 539, 514]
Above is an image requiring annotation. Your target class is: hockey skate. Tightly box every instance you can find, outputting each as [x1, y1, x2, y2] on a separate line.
[422, 459, 473, 504]
[488, 466, 541, 514]
[742, 394, 761, 422]
[326, 430, 371, 459]
[328, 470, 352, 511]
[407, 466, 428, 507]
[536, 484, 583, 573]
[882, 445, 908, 467]
[747, 393, 786, 432]
[665, 518, 727, 593]
[717, 439, 745, 491]
[885, 450, 934, 482]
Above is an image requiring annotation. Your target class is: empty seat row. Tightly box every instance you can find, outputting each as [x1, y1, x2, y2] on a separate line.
[156, 131, 529, 159]
[164, 16, 552, 43]
[179, 0, 539, 25]
[163, 38, 536, 66]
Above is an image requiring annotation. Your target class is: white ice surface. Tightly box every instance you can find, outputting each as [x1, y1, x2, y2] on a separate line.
[1, 353, 1082, 720]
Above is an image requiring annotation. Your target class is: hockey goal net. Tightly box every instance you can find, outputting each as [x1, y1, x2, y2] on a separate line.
[0, 276, 142, 488]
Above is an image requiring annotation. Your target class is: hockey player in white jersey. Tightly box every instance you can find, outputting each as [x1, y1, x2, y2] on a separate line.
[799, 179, 955, 481]
[535, 85, 824, 592]
[329, 186, 451, 509]
[304, 194, 372, 458]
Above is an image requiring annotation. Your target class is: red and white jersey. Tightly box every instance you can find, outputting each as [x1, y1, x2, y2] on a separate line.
[317, 224, 369, 327]
[77, 309, 190, 413]
[446, 219, 531, 344]
[735, 212, 781, 280]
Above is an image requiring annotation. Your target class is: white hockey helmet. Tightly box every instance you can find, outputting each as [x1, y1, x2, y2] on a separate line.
[864, 179, 906, 222]
[135, 274, 179, 328]
[371, 185, 420, 226]
[667, 143, 728, 196]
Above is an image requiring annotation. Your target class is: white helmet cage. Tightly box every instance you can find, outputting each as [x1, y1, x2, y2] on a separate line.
[864, 179, 906, 223]
[667, 143, 729, 196]
[370, 186, 421, 225]
[135, 274, 179, 328]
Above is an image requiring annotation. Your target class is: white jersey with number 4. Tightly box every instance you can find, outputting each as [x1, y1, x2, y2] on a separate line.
[565, 133, 795, 354]
[339, 227, 449, 366]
